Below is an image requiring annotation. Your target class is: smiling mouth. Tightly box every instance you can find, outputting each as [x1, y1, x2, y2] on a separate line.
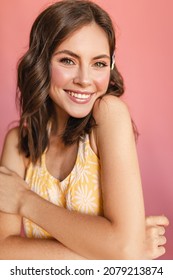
[65, 90, 94, 103]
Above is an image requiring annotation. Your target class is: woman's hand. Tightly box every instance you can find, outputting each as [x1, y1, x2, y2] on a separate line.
[0, 166, 28, 215]
[145, 215, 169, 259]
[0, 166, 169, 259]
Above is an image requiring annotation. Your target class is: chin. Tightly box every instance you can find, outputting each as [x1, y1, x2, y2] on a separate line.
[69, 110, 91, 119]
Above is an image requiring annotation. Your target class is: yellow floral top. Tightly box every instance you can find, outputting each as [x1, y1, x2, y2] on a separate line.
[23, 134, 103, 238]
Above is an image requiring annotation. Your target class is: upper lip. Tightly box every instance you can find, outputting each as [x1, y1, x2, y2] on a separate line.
[64, 89, 95, 95]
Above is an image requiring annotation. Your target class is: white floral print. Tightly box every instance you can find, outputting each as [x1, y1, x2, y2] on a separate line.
[23, 134, 102, 238]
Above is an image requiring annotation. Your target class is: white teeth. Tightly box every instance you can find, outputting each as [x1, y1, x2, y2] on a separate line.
[67, 91, 90, 99]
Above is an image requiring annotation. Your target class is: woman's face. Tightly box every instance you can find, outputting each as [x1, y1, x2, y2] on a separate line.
[50, 23, 111, 119]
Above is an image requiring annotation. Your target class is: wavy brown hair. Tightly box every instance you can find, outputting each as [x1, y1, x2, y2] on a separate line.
[17, 0, 124, 163]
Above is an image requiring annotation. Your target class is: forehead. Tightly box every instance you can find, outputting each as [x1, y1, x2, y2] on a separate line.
[55, 23, 110, 56]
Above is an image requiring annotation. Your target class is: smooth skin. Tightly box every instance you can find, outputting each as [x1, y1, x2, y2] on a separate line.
[0, 129, 168, 259]
[0, 23, 169, 259]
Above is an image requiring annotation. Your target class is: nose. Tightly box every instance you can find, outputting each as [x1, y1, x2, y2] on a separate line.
[73, 66, 92, 87]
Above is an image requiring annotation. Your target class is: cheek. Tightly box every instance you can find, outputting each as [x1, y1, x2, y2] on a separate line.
[95, 71, 110, 92]
[51, 66, 73, 88]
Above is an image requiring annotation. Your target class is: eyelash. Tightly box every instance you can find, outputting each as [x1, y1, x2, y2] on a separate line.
[59, 57, 75, 65]
[94, 61, 108, 68]
[59, 57, 108, 68]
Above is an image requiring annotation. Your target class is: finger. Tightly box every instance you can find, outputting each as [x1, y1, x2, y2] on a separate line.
[148, 225, 166, 237]
[158, 226, 165, 235]
[146, 215, 169, 227]
[149, 225, 166, 236]
[153, 246, 166, 259]
[158, 236, 167, 246]
[157, 246, 166, 257]
[156, 216, 169, 226]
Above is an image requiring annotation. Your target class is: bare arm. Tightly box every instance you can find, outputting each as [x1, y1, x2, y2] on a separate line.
[0, 234, 86, 260]
[0, 128, 85, 259]
[1, 97, 146, 259]
[1, 97, 167, 259]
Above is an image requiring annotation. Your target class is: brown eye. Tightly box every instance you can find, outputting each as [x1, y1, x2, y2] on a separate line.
[60, 58, 75, 65]
[94, 61, 108, 68]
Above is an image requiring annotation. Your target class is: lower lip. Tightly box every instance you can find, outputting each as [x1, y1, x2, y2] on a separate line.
[65, 91, 92, 104]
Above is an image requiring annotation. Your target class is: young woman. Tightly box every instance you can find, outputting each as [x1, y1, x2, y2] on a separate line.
[0, 0, 168, 259]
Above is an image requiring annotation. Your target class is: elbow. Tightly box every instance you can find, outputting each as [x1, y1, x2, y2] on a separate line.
[100, 232, 144, 260]
[115, 244, 144, 260]
[106, 243, 144, 260]
[109, 223, 145, 260]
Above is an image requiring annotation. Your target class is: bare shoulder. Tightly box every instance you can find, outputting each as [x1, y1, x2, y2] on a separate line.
[93, 95, 132, 129]
[3, 126, 19, 144]
[91, 95, 135, 157]
[1, 127, 20, 153]
[0, 127, 27, 177]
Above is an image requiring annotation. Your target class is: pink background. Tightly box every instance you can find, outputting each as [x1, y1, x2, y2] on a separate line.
[0, 0, 172, 259]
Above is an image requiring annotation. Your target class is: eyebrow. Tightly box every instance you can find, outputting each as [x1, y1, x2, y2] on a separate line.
[54, 50, 110, 60]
